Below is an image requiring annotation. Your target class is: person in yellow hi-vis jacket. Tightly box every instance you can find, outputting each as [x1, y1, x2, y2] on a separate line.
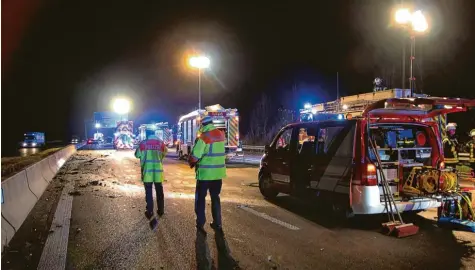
[465, 129, 475, 171]
[188, 116, 226, 234]
[443, 123, 459, 167]
[135, 129, 168, 230]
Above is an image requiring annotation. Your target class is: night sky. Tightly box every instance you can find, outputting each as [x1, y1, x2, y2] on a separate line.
[3, 0, 475, 152]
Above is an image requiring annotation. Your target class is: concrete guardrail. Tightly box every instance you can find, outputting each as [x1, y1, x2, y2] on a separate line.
[1, 144, 78, 253]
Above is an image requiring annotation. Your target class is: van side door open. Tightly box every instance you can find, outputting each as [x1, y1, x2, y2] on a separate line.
[292, 125, 318, 194]
[268, 127, 297, 188]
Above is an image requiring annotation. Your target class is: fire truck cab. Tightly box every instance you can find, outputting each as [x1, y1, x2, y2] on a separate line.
[259, 89, 475, 217]
[177, 104, 242, 159]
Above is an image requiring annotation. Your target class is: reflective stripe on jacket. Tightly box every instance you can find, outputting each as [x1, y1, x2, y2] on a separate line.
[467, 141, 475, 163]
[443, 137, 458, 164]
[189, 124, 226, 181]
[135, 136, 167, 183]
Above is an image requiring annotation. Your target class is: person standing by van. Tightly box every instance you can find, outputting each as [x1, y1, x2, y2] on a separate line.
[443, 123, 459, 167]
[465, 129, 475, 171]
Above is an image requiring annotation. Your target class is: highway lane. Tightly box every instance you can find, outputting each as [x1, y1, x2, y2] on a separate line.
[3, 150, 475, 269]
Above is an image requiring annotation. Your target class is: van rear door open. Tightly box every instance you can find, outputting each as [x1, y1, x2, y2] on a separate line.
[308, 121, 356, 196]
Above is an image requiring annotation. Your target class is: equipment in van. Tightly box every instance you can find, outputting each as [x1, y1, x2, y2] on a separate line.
[367, 124, 419, 238]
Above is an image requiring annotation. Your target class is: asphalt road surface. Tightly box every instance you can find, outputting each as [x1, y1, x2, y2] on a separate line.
[2, 150, 475, 269]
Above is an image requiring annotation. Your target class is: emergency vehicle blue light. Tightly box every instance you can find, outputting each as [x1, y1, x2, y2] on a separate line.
[338, 114, 343, 120]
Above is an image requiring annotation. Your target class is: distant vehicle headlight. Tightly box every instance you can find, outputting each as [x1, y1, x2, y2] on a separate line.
[32, 143, 37, 147]
[22, 142, 27, 147]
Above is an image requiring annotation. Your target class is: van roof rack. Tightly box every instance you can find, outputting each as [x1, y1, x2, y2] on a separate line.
[299, 89, 475, 122]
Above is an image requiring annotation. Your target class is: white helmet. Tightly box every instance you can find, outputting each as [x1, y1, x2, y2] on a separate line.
[446, 123, 457, 131]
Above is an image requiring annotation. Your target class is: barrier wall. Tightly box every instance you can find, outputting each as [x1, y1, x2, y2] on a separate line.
[1, 145, 78, 253]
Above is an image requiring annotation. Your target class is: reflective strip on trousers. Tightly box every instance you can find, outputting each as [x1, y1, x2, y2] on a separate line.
[144, 169, 164, 173]
[199, 164, 226, 169]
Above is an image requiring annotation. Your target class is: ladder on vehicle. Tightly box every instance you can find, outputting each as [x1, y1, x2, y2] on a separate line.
[301, 89, 416, 117]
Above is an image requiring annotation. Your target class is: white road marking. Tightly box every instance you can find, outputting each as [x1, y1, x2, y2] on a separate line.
[237, 205, 300, 231]
[37, 181, 74, 270]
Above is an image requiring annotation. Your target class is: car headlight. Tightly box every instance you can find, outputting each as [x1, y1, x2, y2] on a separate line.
[32, 143, 37, 147]
[22, 143, 27, 147]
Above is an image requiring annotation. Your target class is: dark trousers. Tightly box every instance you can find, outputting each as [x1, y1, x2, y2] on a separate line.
[195, 180, 222, 227]
[144, 182, 164, 215]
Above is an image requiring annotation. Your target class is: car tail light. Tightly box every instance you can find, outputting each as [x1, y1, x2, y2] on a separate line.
[362, 163, 378, 186]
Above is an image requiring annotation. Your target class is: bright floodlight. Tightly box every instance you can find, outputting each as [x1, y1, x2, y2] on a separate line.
[304, 103, 312, 109]
[189, 56, 210, 69]
[113, 98, 131, 115]
[95, 123, 101, 128]
[395, 8, 412, 24]
[412, 10, 428, 32]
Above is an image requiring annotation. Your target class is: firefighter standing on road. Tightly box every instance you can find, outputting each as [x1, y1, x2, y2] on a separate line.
[188, 116, 227, 234]
[135, 129, 168, 229]
[465, 129, 475, 171]
[443, 123, 459, 167]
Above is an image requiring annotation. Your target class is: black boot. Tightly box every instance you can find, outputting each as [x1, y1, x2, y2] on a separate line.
[210, 222, 223, 233]
[144, 211, 153, 220]
[196, 224, 207, 236]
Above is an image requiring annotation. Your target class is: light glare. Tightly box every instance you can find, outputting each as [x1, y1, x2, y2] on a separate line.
[113, 98, 131, 115]
[395, 8, 412, 24]
[412, 10, 428, 32]
[189, 56, 210, 69]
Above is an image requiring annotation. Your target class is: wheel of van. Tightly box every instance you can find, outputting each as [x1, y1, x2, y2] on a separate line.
[259, 173, 278, 199]
[331, 202, 354, 222]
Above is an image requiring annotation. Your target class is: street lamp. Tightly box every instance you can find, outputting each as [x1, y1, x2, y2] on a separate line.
[112, 97, 131, 120]
[394, 8, 429, 93]
[189, 56, 210, 111]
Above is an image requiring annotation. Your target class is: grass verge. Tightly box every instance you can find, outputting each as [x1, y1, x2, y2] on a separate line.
[1, 148, 61, 180]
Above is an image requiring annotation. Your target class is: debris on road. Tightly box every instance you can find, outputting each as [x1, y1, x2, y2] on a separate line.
[76, 228, 82, 233]
[90, 180, 100, 186]
[86, 158, 98, 163]
[69, 191, 82, 196]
